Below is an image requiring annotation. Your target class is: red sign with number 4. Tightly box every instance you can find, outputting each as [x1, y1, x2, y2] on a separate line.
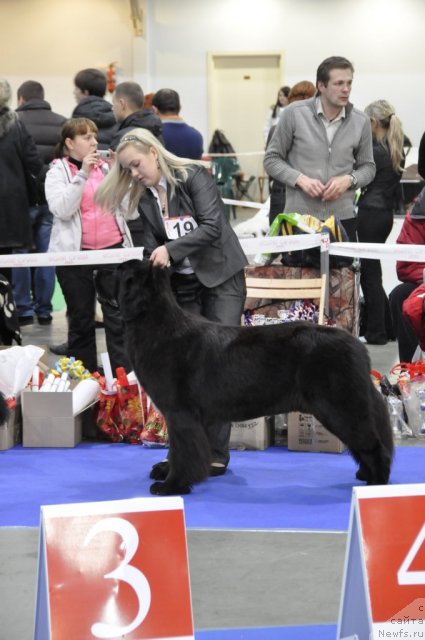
[338, 485, 425, 640]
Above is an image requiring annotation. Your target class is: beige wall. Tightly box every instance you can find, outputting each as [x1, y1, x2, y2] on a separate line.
[2, 0, 138, 118]
[1, 0, 424, 147]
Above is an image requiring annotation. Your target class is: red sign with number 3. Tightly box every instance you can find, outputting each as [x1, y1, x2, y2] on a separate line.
[36, 498, 194, 640]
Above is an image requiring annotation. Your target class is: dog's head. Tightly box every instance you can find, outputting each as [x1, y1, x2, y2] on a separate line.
[95, 259, 171, 322]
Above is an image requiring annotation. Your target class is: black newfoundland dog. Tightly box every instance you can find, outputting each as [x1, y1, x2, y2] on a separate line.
[96, 260, 393, 496]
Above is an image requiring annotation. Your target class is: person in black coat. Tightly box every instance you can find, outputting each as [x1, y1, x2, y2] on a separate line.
[0, 78, 43, 284]
[109, 82, 163, 246]
[14, 80, 67, 325]
[72, 68, 117, 148]
[110, 81, 163, 150]
[357, 99, 405, 345]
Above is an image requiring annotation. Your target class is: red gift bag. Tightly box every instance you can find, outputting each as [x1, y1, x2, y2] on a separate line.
[140, 401, 168, 447]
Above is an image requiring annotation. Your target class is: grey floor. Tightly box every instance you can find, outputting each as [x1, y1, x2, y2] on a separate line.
[0, 209, 419, 638]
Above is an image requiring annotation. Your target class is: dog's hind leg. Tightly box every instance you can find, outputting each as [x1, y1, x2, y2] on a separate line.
[150, 411, 211, 496]
[311, 388, 393, 486]
[352, 389, 394, 485]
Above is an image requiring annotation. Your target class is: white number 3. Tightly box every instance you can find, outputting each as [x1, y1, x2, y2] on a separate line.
[83, 517, 151, 638]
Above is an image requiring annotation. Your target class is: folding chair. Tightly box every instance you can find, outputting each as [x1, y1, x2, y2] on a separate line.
[245, 273, 327, 325]
[234, 174, 256, 201]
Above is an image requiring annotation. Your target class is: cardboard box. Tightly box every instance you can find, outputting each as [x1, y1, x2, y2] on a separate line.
[0, 403, 22, 451]
[287, 412, 346, 453]
[22, 390, 96, 448]
[230, 416, 272, 450]
[0, 344, 50, 450]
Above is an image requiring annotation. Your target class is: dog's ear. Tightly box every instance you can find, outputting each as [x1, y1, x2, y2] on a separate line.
[117, 259, 153, 321]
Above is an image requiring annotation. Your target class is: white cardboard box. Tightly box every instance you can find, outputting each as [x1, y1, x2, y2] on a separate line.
[22, 390, 97, 448]
[230, 416, 272, 450]
[287, 412, 346, 454]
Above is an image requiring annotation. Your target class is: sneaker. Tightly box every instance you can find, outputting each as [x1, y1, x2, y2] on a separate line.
[49, 342, 69, 356]
[37, 316, 52, 326]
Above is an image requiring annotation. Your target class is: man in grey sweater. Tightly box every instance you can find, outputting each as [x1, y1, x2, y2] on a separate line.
[264, 56, 375, 241]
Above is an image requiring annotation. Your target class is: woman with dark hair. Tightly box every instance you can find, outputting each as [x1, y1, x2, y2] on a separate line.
[45, 117, 133, 372]
[263, 85, 290, 143]
[357, 99, 405, 345]
[96, 127, 247, 476]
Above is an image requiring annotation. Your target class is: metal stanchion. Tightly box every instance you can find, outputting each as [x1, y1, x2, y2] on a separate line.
[320, 232, 330, 317]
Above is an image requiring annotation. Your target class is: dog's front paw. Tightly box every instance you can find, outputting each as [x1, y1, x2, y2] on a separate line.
[149, 461, 169, 480]
[149, 481, 192, 496]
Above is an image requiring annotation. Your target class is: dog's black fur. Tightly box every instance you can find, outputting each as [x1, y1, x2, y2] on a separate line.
[96, 260, 394, 496]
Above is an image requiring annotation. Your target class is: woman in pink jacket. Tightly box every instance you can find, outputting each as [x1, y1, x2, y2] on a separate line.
[45, 117, 133, 373]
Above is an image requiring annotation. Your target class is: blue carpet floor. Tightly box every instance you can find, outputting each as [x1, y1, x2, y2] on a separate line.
[0, 443, 423, 529]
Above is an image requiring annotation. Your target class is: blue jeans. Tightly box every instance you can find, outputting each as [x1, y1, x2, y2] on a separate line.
[12, 205, 55, 319]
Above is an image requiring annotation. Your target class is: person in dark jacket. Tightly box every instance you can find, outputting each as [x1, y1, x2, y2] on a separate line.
[109, 82, 163, 247]
[152, 88, 203, 160]
[0, 78, 43, 285]
[72, 68, 117, 148]
[357, 100, 405, 345]
[95, 127, 247, 477]
[14, 80, 66, 325]
[109, 81, 163, 150]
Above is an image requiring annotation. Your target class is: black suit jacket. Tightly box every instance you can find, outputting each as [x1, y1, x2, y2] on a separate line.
[138, 165, 247, 288]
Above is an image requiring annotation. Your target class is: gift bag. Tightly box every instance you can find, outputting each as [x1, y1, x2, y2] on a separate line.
[140, 401, 168, 447]
[96, 390, 123, 442]
[116, 378, 146, 444]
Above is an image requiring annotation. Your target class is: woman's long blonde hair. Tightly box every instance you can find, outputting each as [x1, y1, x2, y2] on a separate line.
[95, 128, 203, 213]
[364, 100, 404, 173]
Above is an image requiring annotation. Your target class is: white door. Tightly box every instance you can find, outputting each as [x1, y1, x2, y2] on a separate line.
[208, 52, 285, 202]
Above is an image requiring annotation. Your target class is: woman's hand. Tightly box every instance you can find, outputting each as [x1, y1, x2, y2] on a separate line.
[150, 245, 170, 268]
[82, 151, 100, 174]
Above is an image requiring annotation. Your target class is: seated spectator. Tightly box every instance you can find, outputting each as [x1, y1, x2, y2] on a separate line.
[152, 88, 203, 159]
[109, 81, 163, 150]
[72, 68, 117, 148]
[389, 189, 425, 362]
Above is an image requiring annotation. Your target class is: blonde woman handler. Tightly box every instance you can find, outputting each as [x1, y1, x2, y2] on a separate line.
[96, 128, 247, 476]
[45, 117, 133, 373]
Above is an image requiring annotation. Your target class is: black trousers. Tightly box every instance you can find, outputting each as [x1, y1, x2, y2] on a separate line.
[170, 269, 246, 465]
[389, 281, 419, 362]
[56, 261, 131, 374]
[357, 206, 394, 343]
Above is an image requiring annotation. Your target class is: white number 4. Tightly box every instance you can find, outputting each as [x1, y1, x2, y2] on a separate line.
[83, 517, 151, 638]
[397, 523, 425, 585]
